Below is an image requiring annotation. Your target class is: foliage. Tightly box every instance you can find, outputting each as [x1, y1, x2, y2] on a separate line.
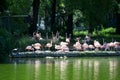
[93, 27, 116, 36]
[17, 35, 35, 51]
[0, 0, 8, 13]
[74, 27, 116, 36]
[0, 28, 14, 59]
[100, 27, 116, 34]
[73, 29, 88, 36]
[65, 0, 116, 33]
[7, 0, 32, 15]
[39, 0, 51, 17]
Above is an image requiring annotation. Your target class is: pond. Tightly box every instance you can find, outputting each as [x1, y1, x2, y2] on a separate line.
[0, 57, 120, 80]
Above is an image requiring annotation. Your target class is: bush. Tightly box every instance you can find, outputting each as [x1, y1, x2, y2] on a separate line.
[73, 29, 88, 36]
[17, 35, 35, 51]
[92, 27, 116, 37]
[99, 27, 116, 35]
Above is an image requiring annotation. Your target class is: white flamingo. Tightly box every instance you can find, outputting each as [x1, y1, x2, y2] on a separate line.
[65, 33, 71, 43]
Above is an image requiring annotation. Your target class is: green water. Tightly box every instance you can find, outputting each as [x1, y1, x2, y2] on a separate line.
[0, 57, 120, 80]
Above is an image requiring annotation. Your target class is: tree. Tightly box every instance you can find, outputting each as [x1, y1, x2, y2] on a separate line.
[51, 0, 57, 33]
[65, 0, 114, 34]
[0, 0, 8, 13]
[29, 0, 40, 35]
[115, 0, 120, 34]
[7, 0, 32, 15]
[66, 12, 73, 37]
[64, 0, 77, 37]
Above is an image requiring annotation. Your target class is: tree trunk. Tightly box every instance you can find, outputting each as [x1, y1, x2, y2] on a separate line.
[29, 0, 40, 36]
[51, 0, 56, 33]
[66, 13, 73, 37]
[88, 23, 94, 34]
[0, 0, 7, 13]
[115, 0, 120, 34]
[116, 13, 120, 34]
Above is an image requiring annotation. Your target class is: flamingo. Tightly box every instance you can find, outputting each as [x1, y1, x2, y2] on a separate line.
[66, 38, 70, 43]
[114, 42, 120, 51]
[32, 31, 42, 40]
[25, 45, 34, 51]
[52, 32, 58, 42]
[60, 41, 68, 46]
[100, 42, 109, 51]
[36, 32, 40, 38]
[114, 41, 120, 46]
[88, 44, 95, 50]
[94, 40, 101, 50]
[33, 43, 42, 51]
[100, 38, 110, 51]
[60, 44, 69, 52]
[55, 44, 61, 51]
[82, 42, 89, 51]
[108, 42, 115, 50]
[73, 40, 82, 51]
[65, 33, 71, 43]
[12, 48, 19, 53]
[45, 40, 52, 50]
[85, 35, 90, 44]
[38, 33, 44, 40]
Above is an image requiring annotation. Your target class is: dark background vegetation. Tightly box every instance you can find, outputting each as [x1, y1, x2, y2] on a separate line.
[0, 0, 120, 60]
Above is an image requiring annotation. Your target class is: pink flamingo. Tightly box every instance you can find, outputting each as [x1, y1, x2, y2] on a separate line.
[25, 45, 34, 51]
[73, 40, 82, 51]
[33, 43, 42, 50]
[45, 40, 52, 50]
[94, 40, 101, 50]
[82, 42, 89, 51]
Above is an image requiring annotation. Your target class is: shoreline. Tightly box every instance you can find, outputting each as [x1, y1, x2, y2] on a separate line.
[11, 51, 120, 58]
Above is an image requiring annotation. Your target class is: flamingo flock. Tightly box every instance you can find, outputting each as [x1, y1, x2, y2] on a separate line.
[23, 31, 120, 52]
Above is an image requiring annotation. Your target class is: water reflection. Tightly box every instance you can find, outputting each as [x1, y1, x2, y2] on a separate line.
[0, 57, 120, 80]
[109, 59, 118, 80]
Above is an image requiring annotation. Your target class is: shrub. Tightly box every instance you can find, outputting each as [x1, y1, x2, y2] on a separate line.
[17, 35, 35, 51]
[73, 29, 88, 36]
[99, 27, 116, 35]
